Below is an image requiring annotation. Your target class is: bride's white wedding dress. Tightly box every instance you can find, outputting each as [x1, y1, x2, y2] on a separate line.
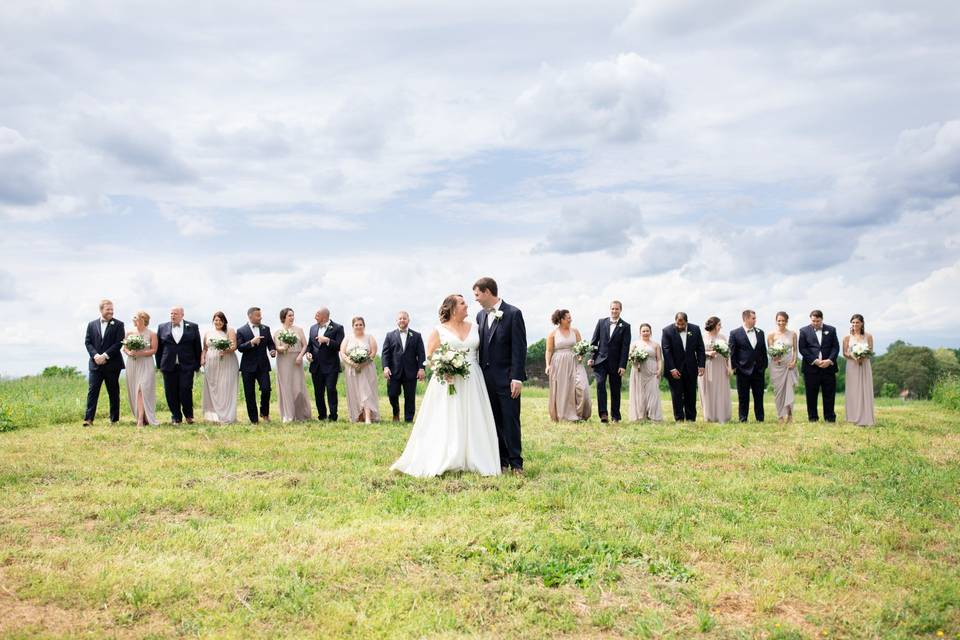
[391, 323, 502, 477]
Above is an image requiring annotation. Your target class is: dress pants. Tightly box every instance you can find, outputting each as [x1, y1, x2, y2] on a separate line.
[310, 369, 339, 421]
[667, 369, 698, 421]
[242, 367, 271, 423]
[85, 369, 121, 422]
[162, 365, 195, 422]
[594, 365, 623, 420]
[388, 374, 417, 421]
[736, 369, 765, 422]
[803, 368, 837, 422]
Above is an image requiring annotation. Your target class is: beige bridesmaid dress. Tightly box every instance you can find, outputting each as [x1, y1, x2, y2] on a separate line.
[124, 330, 159, 425]
[845, 337, 875, 426]
[700, 333, 732, 423]
[201, 330, 239, 423]
[629, 341, 663, 421]
[276, 328, 312, 422]
[768, 330, 798, 419]
[548, 330, 591, 421]
[343, 334, 380, 423]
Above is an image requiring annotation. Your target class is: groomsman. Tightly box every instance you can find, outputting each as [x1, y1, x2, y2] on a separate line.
[305, 307, 344, 422]
[155, 306, 203, 424]
[382, 311, 426, 422]
[661, 312, 706, 422]
[588, 301, 631, 422]
[797, 309, 840, 422]
[236, 306, 277, 423]
[83, 299, 125, 426]
[729, 309, 768, 422]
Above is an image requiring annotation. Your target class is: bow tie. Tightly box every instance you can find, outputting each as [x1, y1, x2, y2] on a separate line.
[747, 328, 755, 333]
[173, 324, 182, 328]
[610, 320, 618, 325]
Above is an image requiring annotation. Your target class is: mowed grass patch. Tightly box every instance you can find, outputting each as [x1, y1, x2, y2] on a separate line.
[0, 384, 958, 638]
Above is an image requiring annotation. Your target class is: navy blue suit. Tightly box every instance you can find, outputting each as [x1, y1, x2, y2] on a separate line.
[236, 323, 276, 423]
[306, 321, 344, 420]
[728, 326, 768, 422]
[84, 317, 125, 422]
[382, 328, 426, 421]
[797, 324, 840, 422]
[661, 323, 706, 421]
[477, 301, 527, 470]
[590, 317, 631, 421]
[155, 320, 203, 422]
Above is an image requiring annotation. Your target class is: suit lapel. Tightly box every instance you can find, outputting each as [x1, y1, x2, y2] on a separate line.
[487, 310, 501, 344]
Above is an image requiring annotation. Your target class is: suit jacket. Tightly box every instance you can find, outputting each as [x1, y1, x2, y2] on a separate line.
[476, 301, 527, 386]
[382, 328, 426, 380]
[661, 323, 706, 374]
[589, 317, 631, 372]
[798, 324, 840, 374]
[155, 320, 203, 372]
[84, 318, 125, 372]
[728, 326, 768, 376]
[236, 323, 276, 373]
[306, 321, 344, 375]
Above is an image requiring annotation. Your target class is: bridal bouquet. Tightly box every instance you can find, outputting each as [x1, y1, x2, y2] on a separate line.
[210, 337, 232, 351]
[712, 339, 730, 358]
[427, 343, 470, 395]
[768, 341, 789, 359]
[122, 334, 148, 352]
[571, 340, 595, 363]
[276, 329, 299, 347]
[346, 345, 371, 365]
[628, 345, 649, 367]
[850, 342, 874, 360]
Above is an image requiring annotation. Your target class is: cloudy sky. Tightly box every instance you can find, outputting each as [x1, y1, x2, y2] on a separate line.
[2, 1, 959, 376]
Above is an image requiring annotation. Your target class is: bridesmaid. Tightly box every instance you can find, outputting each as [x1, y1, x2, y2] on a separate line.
[123, 310, 159, 427]
[545, 309, 591, 422]
[843, 313, 876, 426]
[340, 316, 380, 424]
[201, 311, 239, 423]
[767, 311, 798, 423]
[275, 307, 313, 423]
[628, 323, 663, 422]
[699, 316, 733, 423]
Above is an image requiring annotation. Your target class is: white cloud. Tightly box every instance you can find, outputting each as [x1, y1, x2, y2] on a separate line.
[533, 195, 643, 254]
[247, 213, 363, 231]
[0, 127, 49, 207]
[510, 53, 667, 146]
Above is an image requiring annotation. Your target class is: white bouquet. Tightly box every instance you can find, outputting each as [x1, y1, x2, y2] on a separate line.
[712, 339, 730, 358]
[768, 341, 789, 359]
[571, 340, 595, 363]
[628, 345, 649, 367]
[122, 334, 148, 352]
[210, 337, 232, 351]
[427, 342, 471, 395]
[275, 329, 299, 347]
[850, 342, 873, 360]
[346, 345, 371, 365]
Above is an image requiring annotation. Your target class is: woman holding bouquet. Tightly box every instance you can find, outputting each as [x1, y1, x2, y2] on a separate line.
[201, 311, 239, 423]
[699, 316, 732, 423]
[275, 308, 312, 423]
[628, 323, 663, 421]
[123, 310, 159, 426]
[843, 314, 875, 426]
[340, 316, 380, 423]
[545, 309, 591, 422]
[767, 311, 798, 423]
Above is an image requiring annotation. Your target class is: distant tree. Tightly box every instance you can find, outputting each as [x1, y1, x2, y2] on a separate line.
[526, 339, 547, 387]
[934, 348, 960, 378]
[872, 343, 938, 398]
[41, 365, 82, 378]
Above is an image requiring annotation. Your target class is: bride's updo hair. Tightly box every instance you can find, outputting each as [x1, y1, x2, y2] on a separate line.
[438, 294, 462, 322]
[551, 309, 569, 326]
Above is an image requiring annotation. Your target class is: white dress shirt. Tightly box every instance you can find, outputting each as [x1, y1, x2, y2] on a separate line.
[815, 328, 823, 360]
[399, 330, 408, 351]
[487, 300, 503, 328]
[679, 330, 688, 350]
[99, 318, 111, 359]
[250, 322, 261, 338]
[745, 326, 757, 348]
[609, 319, 618, 337]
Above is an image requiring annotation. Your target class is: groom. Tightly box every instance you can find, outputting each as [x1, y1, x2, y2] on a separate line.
[474, 277, 527, 475]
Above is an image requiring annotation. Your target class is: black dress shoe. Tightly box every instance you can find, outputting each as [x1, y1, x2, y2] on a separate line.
[392, 415, 400, 422]
[600, 416, 609, 424]
[739, 418, 748, 423]
[185, 418, 194, 424]
[511, 468, 524, 477]
[82, 420, 93, 427]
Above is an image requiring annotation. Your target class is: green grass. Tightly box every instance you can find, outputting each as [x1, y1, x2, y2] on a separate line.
[1, 375, 959, 639]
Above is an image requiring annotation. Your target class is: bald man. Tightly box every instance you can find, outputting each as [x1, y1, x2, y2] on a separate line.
[156, 306, 203, 424]
[305, 308, 345, 421]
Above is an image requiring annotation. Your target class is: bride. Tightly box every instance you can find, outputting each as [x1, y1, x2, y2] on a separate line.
[391, 294, 502, 477]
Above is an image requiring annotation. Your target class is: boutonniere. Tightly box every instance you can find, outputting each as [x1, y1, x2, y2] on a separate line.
[824, 330, 830, 335]
[494, 310, 504, 320]
[184, 322, 189, 328]
[109, 320, 114, 326]
[617, 322, 623, 328]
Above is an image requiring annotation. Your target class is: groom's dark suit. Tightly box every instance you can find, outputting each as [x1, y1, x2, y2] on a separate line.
[155, 320, 203, 423]
[236, 323, 276, 423]
[798, 323, 840, 422]
[84, 317, 125, 422]
[306, 321, 344, 421]
[729, 326, 768, 422]
[382, 328, 425, 422]
[661, 323, 706, 421]
[477, 301, 527, 470]
[590, 317, 631, 421]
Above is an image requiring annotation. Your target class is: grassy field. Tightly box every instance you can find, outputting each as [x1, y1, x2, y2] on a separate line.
[1, 375, 959, 639]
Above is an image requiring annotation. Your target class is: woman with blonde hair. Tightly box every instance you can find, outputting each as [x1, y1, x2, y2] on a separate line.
[123, 310, 159, 426]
